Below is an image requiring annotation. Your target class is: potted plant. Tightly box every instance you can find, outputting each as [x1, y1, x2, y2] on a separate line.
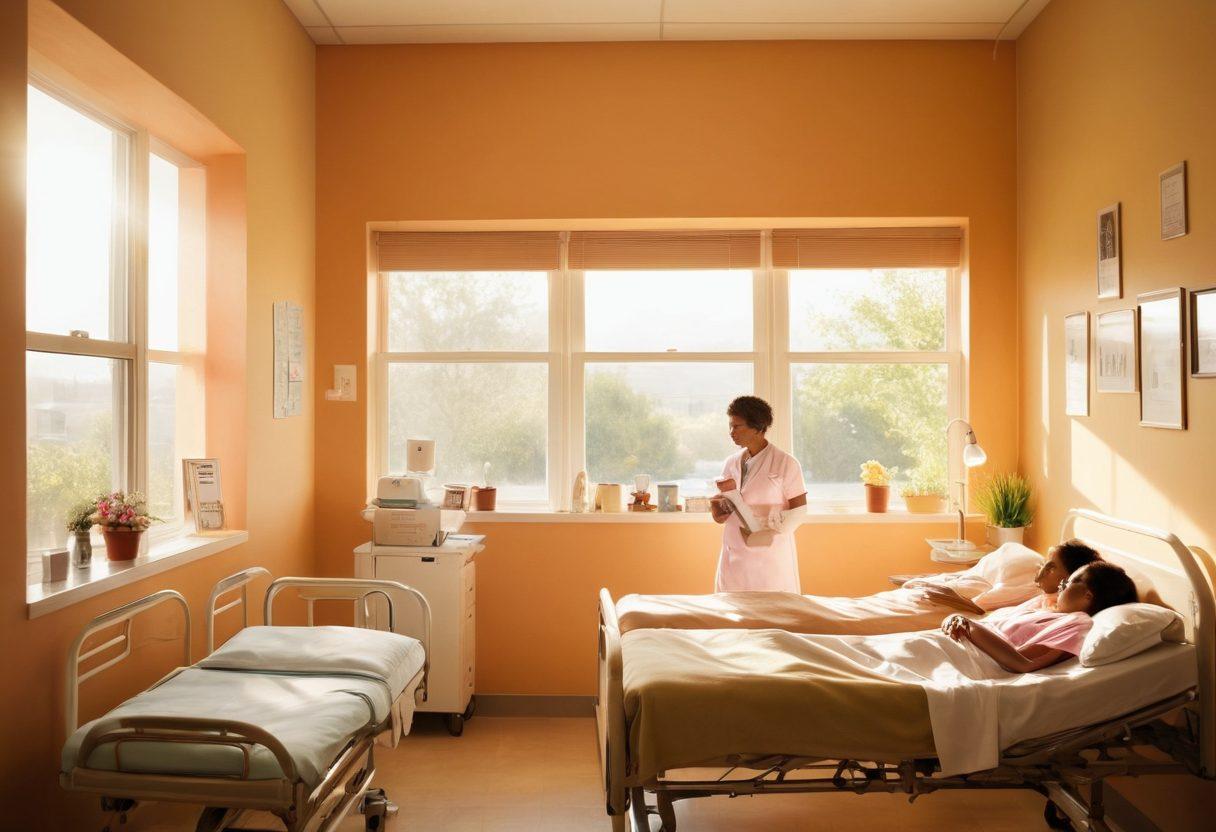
[860, 460, 894, 513]
[901, 468, 947, 514]
[91, 491, 157, 561]
[66, 499, 97, 568]
[976, 473, 1034, 546]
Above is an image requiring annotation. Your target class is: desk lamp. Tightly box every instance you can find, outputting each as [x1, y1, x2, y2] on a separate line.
[939, 419, 987, 552]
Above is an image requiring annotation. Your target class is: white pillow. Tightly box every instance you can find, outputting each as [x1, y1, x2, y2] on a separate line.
[1080, 603, 1186, 667]
[974, 542, 1044, 586]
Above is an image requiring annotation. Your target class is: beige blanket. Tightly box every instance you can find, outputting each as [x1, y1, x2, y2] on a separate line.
[622, 628, 935, 783]
[617, 589, 956, 636]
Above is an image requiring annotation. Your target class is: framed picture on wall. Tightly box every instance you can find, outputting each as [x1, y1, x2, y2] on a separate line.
[1160, 162, 1187, 240]
[1192, 286, 1216, 378]
[1097, 203, 1122, 299]
[1065, 311, 1090, 416]
[1096, 308, 1137, 393]
[1138, 288, 1187, 429]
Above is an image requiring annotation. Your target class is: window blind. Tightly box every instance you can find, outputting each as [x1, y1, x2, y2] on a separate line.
[567, 231, 763, 270]
[376, 231, 562, 271]
[771, 227, 963, 269]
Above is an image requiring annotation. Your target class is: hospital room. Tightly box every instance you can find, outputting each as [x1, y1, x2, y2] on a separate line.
[5, 0, 1216, 829]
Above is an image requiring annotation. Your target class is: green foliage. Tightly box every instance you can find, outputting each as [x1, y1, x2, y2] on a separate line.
[976, 473, 1034, 528]
[793, 271, 948, 485]
[585, 371, 690, 483]
[66, 499, 99, 533]
[900, 458, 948, 497]
[27, 415, 113, 549]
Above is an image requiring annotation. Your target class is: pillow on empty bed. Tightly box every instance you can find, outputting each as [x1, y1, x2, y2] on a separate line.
[1079, 603, 1186, 667]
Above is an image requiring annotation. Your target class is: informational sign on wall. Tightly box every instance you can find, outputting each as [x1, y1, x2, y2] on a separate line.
[273, 300, 304, 418]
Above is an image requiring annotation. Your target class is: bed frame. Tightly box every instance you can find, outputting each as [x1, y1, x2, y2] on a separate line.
[62, 570, 432, 832]
[597, 508, 1215, 832]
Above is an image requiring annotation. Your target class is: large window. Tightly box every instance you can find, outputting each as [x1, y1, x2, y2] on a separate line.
[375, 229, 963, 511]
[25, 82, 205, 553]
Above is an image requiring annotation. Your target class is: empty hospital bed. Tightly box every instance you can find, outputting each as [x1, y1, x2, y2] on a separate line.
[597, 509, 1215, 832]
[60, 570, 431, 832]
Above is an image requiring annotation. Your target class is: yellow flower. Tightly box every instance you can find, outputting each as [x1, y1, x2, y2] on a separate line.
[859, 460, 892, 487]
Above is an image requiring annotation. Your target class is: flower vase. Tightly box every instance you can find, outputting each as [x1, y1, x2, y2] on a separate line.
[102, 527, 145, 561]
[865, 484, 890, 513]
[986, 526, 1026, 547]
[69, 530, 93, 568]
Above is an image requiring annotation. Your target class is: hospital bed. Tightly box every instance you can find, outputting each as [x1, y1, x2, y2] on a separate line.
[597, 509, 1215, 832]
[60, 570, 431, 832]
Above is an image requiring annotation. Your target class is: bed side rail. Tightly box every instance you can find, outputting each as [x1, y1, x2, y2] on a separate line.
[66, 590, 191, 736]
[597, 588, 629, 818]
[264, 577, 433, 700]
[1061, 508, 1215, 778]
[73, 715, 299, 783]
[206, 566, 271, 654]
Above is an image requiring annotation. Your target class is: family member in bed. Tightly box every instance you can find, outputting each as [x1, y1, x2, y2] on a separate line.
[941, 561, 1138, 672]
[710, 396, 807, 593]
[905, 539, 1101, 615]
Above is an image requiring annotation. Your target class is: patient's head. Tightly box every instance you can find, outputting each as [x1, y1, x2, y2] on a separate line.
[1035, 539, 1101, 594]
[1056, 561, 1139, 615]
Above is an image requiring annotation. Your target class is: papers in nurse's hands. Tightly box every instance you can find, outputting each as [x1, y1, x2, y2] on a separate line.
[714, 478, 761, 534]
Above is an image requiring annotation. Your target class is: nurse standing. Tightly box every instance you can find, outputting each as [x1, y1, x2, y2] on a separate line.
[711, 396, 808, 593]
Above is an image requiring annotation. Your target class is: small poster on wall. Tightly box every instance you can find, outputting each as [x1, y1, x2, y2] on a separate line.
[273, 300, 304, 418]
[1065, 311, 1090, 416]
[1096, 308, 1137, 393]
[1160, 162, 1187, 240]
[1138, 289, 1187, 429]
[1097, 203, 1122, 299]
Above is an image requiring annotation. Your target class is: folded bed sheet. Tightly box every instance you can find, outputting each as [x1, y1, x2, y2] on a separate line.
[621, 628, 1196, 782]
[197, 625, 426, 701]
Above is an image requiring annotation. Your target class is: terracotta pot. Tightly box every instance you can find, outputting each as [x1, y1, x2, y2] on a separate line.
[904, 494, 947, 514]
[865, 484, 890, 513]
[471, 486, 497, 511]
[102, 527, 144, 561]
[986, 525, 1026, 547]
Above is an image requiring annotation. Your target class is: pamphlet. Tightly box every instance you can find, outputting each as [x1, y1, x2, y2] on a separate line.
[183, 458, 225, 532]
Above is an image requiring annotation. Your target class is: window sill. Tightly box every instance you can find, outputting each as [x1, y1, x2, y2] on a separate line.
[26, 530, 249, 619]
[462, 509, 985, 525]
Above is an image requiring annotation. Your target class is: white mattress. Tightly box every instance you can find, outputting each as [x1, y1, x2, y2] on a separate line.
[63, 626, 427, 786]
[198, 625, 426, 702]
[994, 641, 1197, 752]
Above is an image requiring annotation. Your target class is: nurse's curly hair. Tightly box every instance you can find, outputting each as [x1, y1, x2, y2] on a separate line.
[727, 396, 773, 433]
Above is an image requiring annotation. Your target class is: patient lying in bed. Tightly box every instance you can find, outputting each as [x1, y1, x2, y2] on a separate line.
[943, 560, 1139, 672]
[616, 540, 1100, 636]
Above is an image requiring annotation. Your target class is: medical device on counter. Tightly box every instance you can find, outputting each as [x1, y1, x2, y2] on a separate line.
[365, 438, 465, 546]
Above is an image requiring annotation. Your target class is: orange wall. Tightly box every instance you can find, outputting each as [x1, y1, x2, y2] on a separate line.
[1017, 0, 1216, 826]
[0, 1, 315, 824]
[315, 41, 1018, 695]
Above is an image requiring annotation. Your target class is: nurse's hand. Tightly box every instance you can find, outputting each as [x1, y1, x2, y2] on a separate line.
[765, 510, 787, 534]
[709, 496, 732, 524]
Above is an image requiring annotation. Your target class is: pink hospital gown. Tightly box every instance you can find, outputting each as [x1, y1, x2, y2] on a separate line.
[992, 609, 1092, 656]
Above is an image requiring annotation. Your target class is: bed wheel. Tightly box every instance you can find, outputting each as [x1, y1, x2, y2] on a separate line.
[1044, 800, 1074, 831]
[360, 788, 398, 831]
[446, 713, 465, 736]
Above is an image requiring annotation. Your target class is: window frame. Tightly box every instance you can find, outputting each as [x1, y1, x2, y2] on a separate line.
[24, 76, 205, 548]
[373, 231, 964, 513]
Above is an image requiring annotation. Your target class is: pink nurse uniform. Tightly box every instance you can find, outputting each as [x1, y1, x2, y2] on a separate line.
[714, 443, 806, 593]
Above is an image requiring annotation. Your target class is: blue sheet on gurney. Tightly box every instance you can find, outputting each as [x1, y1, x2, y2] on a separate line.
[62, 626, 424, 786]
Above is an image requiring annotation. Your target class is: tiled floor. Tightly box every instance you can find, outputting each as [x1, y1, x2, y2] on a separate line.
[129, 714, 1047, 831]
